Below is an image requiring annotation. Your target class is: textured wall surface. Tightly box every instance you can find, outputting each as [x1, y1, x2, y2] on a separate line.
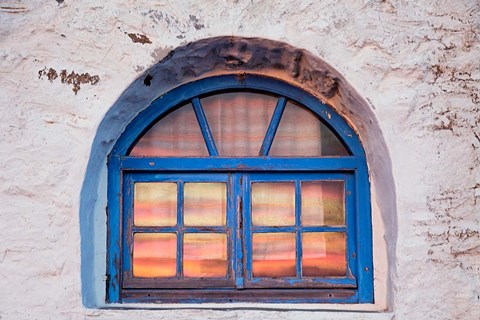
[0, 1, 479, 319]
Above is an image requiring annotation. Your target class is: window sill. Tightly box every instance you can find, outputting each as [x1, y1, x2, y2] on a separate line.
[99, 302, 389, 313]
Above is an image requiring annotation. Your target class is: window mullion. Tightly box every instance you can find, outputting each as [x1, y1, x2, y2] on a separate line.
[259, 96, 287, 156]
[232, 173, 244, 289]
[192, 97, 219, 156]
[295, 181, 302, 279]
[176, 181, 184, 279]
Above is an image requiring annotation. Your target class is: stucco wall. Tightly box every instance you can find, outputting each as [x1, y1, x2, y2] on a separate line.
[0, 1, 479, 319]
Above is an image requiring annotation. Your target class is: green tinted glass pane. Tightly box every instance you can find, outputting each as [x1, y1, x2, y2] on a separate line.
[252, 232, 296, 277]
[183, 233, 228, 278]
[202, 92, 277, 156]
[133, 233, 177, 278]
[134, 182, 177, 226]
[269, 101, 349, 156]
[184, 183, 226, 226]
[301, 181, 345, 226]
[302, 232, 346, 277]
[129, 103, 209, 157]
[251, 182, 295, 226]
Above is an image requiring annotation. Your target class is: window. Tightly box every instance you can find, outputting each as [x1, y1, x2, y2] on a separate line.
[107, 75, 373, 304]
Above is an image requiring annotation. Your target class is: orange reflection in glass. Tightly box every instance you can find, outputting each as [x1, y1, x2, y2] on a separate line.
[202, 92, 277, 156]
[134, 183, 177, 226]
[252, 232, 296, 277]
[183, 233, 227, 278]
[184, 183, 226, 226]
[269, 101, 349, 157]
[301, 181, 345, 226]
[133, 233, 177, 278]
[129, 103, 209, 157]
[302, 232, 346, 277]
[252, 182, 295, 226]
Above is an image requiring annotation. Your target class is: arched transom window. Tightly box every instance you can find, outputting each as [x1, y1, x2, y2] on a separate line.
[107, 75, 373, 304]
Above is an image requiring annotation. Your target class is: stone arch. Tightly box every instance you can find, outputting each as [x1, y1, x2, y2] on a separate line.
[80, 36, 396, 309]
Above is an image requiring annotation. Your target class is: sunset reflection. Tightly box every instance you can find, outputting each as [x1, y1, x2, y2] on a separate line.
[302, 232, 346, 277]
[252, 232, 296, 277]
[252, 182, 295, 226]
[202, 92, 277, 156]
[302, 181, 345, 226]
[129, 103, 209, 157]
[133, 233, 177, 278]
[270, 102, 349, 157]
[134, 182, 177, 226]
[184, 183, 226, 226]
[184, 233, 227, 278]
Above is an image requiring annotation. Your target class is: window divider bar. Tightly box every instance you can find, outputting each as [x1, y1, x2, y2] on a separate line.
[177, 181, 184, 279]
[242, 175, 253, 280]
[232, 173, 244, 289]
[295, 181, 302, 279]
[251, 225, 347, 233]
[192, 97, 219, 156]
[259, 96, 287, 156]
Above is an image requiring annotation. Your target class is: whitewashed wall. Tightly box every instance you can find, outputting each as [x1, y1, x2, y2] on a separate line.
[0, 1, 479, 319]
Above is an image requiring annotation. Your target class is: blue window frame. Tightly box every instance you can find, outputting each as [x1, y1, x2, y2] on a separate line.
[107, 75, 373, 304]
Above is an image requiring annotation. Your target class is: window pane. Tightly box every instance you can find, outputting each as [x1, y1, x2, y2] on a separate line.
[251, 182, 295, 226]
[184, 233, 228, 278]
[184, 183, 226, 226]
[302, 232, 346, 277]
[252, 232, 296, 277]
[301, 181, 345, 226]
[201, 92, 277, 156]
[269, 101, 349, 156]
[129, 103, 209, 157]
[133, 233, 177, 278]
[134, 183, 177, 226]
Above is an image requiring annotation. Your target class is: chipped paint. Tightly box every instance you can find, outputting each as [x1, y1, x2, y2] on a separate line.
[38, 67, 100, 94]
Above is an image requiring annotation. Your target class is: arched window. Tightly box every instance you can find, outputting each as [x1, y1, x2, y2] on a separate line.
[107, 75, 373, 303]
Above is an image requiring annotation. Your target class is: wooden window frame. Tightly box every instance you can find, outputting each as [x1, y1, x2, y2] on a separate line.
[107, 75, 373, 304]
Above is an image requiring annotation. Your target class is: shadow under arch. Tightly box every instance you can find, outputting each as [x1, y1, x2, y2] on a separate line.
[80, 36, 397, 309]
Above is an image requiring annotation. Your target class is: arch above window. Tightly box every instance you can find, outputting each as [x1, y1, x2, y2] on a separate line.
[107, 74, 373, 304]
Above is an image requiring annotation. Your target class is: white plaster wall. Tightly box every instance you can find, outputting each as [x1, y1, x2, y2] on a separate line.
[0, 1, 478, 319]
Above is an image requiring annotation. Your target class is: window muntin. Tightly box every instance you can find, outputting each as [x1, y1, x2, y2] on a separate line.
[107, 75, 373, 303]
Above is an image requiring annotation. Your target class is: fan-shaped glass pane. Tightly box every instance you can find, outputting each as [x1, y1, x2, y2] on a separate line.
[129, 103, 208, 157]
[269, 101, 349, 157]
[201, 92, 277, 156]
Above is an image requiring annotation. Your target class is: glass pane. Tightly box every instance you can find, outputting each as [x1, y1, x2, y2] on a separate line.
[269, 101, 349, 156]
[129, 103, 209, 157]
[301, 181, 345, 226]
[134, 183, 177, 226]
[252, 232, 296, 277]
[201, 92, 277, 156]
[184, 183, 226, 226]
[302, 232, 346, 277]
[251, 182, 295, 226]
[133, 233, 177, 278]
[184, 233, 228, 278]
